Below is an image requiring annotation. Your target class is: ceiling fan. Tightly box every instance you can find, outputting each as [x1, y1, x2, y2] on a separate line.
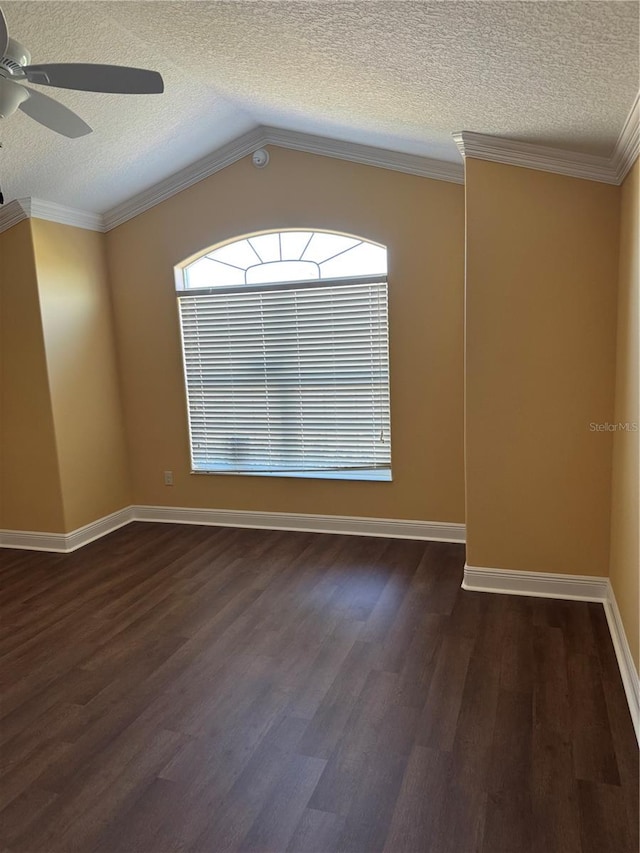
[0, 5, 164, 139]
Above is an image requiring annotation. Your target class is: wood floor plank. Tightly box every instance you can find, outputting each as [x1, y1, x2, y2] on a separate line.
[90, 776, 181, 853]
[567, 652, 620, 785]
[481, 689, 534, 853]
[189, 715, 313, 852]
[0, 526, 636, 853]
[334, 701, 420, 852]
[286, 618, 364, 720]
[0, 787, 59, 848]
[433, 595, 505, 853]
[296, 639, 379, 761]
[307, 669, 401, 815]
[286, 808, 345, 853]
[382, 745, 451, 853]
[10, 724, 185, 852]
[531, 623, 583, 853]
[578, 779, 634, 853]
[414, 630, 474, 750]
[597, 656, 640, 852]
[237, 753, 326, 852]
[499, 597, 535, 694]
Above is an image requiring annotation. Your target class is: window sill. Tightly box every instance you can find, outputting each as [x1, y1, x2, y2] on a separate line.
[191, 468, 392, 482]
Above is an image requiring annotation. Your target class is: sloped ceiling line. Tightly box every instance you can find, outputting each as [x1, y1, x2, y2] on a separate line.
[102, 126, 267, 230]
[102, 125, 466, 231]
[1, 101, 638, 236]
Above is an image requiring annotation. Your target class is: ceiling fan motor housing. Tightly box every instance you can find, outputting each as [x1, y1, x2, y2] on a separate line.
[0, 38, 31, 75]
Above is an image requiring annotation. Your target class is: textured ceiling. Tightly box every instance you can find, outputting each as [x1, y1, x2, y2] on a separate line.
[0, 1, 638, 213]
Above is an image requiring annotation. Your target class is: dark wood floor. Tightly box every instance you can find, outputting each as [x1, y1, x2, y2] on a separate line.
[0, 523, 637, 853]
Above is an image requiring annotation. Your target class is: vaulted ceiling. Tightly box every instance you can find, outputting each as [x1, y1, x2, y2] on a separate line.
[1, 1, 638, 213]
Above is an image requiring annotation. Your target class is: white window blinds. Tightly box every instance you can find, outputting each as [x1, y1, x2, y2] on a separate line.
[178, 278, 392, 477]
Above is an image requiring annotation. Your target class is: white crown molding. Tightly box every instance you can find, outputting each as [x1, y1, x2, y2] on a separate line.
[453, 131, 619, 185]
[462, 563, 608, 602]
[604, 581, 640, 744]
[26, 198, 104, 232]
[0, 198, 29, 234]
[2, 93, 637, 235]
[0, 196, 104, 234]
[261, 126, 464, 185]
[103, 126, 267, 231]
[103, 126, 464, 231]
[453, 93, 640, 186]
[612, 91, 640, 184]
[133, 505, 467, 543]
[0, 506, 134, 553]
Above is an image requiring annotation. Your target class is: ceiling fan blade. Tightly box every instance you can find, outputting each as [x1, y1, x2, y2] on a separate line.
[23, 63, 164, 94]
[19, 86, 92, 137]
[0, 7, 8, 58]
[0, 76, 28, 117]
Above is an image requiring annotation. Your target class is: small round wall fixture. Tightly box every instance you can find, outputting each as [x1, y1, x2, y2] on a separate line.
[252, 148, 270, 168]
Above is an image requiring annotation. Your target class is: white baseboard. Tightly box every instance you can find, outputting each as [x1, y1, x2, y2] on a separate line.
[462, 563, 609, 602]
[0, 505, 465, 553]
[604, 582, 640, 743]
[132, 505, 466, 543]
[0, 507, 134, 554]
[0, 529, 68, 553]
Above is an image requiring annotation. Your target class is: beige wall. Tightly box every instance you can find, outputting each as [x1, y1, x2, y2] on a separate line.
[609, 159, 639, 670]
[107, 146, 466, 522]
[0, 221, 65, 532]
[464, 159, 620, 576]
[3, 145, 630, 592]
[30, 219, 131, 532]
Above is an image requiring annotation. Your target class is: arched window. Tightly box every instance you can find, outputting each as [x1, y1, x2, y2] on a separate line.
[176, 229, 392, 480]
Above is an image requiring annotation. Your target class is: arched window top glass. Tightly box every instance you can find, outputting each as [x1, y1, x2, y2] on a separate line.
[181, 230, 387, 290]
